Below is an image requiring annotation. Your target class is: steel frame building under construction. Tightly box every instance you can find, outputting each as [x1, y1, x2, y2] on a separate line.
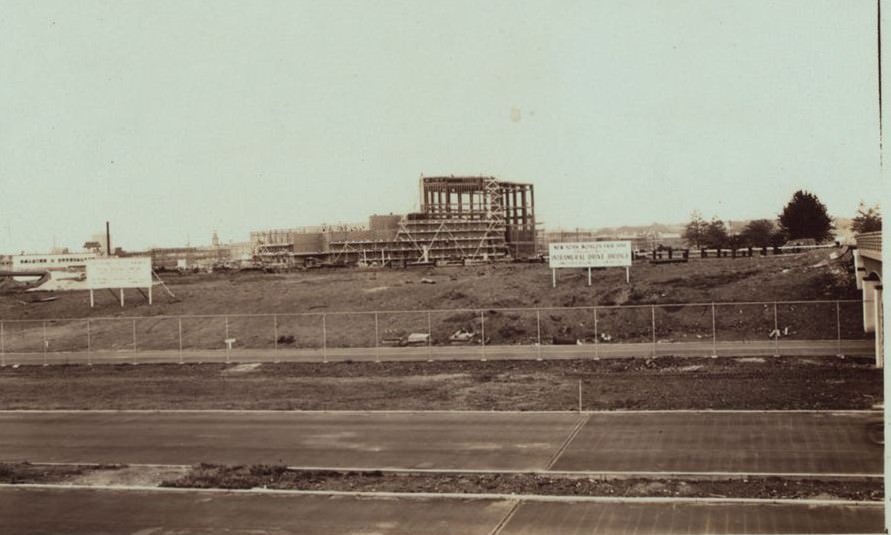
[252, 176, 537, 267]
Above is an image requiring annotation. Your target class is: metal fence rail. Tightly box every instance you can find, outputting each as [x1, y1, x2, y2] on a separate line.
[0, 300, 875, 366]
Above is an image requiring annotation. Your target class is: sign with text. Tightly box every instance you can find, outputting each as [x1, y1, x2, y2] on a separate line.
[86, 257, 152, 290]
[548, 241, 632, 268]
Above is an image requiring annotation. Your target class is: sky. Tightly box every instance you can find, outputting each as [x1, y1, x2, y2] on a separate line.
[0, 0, 885, 253]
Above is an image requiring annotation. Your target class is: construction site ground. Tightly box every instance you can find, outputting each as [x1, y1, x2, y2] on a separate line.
[0, 249, 859, 319]
[0, 250, 871, 354]
[0, 356, 880, 411]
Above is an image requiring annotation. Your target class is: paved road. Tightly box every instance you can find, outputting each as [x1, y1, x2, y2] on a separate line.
[0, 339, 875, 366]
[0, 411, 881, 475]
[499, 500, 884, 535]
[1, 487, 883, 534]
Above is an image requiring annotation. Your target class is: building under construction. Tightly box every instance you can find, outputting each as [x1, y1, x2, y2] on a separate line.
[252, 176, 537, 267]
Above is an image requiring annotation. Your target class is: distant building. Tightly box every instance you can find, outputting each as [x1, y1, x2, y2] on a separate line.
[149, 247, 230, 270]
[83, 241, 103, 254]
[12, 252, 97, 272]
[251, 176, 537, 266]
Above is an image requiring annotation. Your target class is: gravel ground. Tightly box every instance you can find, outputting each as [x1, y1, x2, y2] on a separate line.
[163, 464, 884, 501]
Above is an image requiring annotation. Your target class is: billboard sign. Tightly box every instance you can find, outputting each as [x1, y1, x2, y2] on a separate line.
[86, 257, 152, 290]
[548, 241, 632, 269]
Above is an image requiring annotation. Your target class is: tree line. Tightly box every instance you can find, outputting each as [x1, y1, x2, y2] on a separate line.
[684, 190, 882, 249]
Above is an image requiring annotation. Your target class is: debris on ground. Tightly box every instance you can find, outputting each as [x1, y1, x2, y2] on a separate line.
[448, 330, 476, 344]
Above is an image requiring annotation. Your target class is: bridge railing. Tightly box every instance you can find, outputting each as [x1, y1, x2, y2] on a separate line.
[0, 299, 875, 365]
[854, 231, 882, 254]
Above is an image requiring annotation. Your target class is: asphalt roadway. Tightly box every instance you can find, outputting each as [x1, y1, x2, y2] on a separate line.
[0, 339, 876, 366]
[1, 487, 883, 534]
[0, 411, 882, 475]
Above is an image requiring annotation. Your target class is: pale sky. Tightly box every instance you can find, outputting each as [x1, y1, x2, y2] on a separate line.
[0, 0, 884, 253]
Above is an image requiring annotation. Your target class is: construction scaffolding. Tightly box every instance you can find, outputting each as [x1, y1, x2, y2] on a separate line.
[251, 176, 538, 267]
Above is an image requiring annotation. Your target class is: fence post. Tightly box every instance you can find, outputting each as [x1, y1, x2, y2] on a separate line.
[43, 320, 48, 365]
[651, 305, 656, 357]
[536, 309, 542, 359]
[273, 314, 278, 353]
[374, 312, 380, 363]
[178, 316, 183, 364]
[835, 301, 842, 356]
[578, 379, 583, 412]
[0, 320, 4, 366]
[132, 318, 137, 354]
[480, 310, 486, 359]
[593, 307, 599, 359]
[427, 311, 432, 360]
[224, 315, 230, 364]
[773, 302, 779, 357]
[322, 313, 328, 363]
[86, 319, 92, 365]
[711, 303, 717, 357]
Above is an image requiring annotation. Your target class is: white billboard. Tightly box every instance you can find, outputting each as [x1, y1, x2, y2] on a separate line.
[86, 257, 152, 290]
[548, 241, 632, 268]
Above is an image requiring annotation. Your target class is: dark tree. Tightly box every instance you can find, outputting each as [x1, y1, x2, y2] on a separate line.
[703, 218, 729, 248]
[727, 233, 745, 250]
[851, 202, 882, 233]
[777, 190, 834, 243]
[769, 229, 788, 248]
[740, 219, 775, 248]
[683, 210, 707, 248]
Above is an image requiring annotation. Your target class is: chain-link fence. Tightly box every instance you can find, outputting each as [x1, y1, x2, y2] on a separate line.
[0, 300, 875, 366]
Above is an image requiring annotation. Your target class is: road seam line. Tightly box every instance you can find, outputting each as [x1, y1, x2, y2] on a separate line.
[546, 413, 590, 470]
[487, 500, 520, 535]
[0, 483, 881, 506]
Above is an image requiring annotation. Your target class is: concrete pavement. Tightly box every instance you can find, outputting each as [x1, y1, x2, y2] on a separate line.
[0, 411, 882, 476]
[0, 487, 883, 534]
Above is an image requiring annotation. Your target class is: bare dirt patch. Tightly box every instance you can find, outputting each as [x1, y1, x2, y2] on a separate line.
[69, 465, 188, 487]
[0, 463, 123, 484]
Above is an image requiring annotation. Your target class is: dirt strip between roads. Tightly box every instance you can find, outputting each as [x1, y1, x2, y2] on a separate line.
[0, 355, 881, 410]
[0, 462, 883, 501]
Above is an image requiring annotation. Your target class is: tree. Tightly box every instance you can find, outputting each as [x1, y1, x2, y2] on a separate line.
[727, 233, 745, 250]
[851, 202, 882, 233]
[683, 211, 707, 248]
[740, 219, 775, 248]
[777, 190, 834, 243]
[703, 217, 729, 248]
